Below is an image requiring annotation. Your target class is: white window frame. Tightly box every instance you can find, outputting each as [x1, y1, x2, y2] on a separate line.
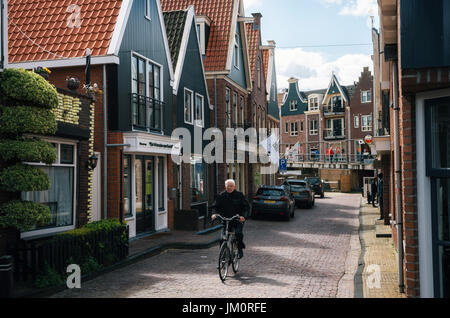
[285, 122, 289, 134]
[233, 92, 238, 125]
[361, 90, 372, 103]
[354, 115, 360, 128]
[21, 137, 78, 239]
[361, 115, 372, 131]
[290, 100, 298, 111]
[131, 51, 164, 102]
[310, 119, 318, 135]
[300, 121, 304, 132]
[234, 34, 240, 69]
[240, 96, 244, 125]
[309, 97, 319, 111]
[194, 93, 205, 128]
[225, 88, 231, 128]
[184, 88, 194, 125]
[290, 122, 298, 136]
[145, 0, 151, 20]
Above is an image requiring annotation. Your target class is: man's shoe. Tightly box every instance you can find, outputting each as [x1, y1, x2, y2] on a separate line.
[378, 217, 384, 220]
[238, 249, 243, 259]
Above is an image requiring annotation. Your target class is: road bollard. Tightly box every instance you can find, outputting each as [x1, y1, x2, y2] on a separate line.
[0, 256, 14, 298]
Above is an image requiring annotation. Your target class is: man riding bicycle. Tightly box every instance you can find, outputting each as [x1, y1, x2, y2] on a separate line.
[211, 179, 250, 259]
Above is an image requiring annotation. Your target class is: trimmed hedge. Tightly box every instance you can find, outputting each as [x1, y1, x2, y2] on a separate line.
[0, 138, 57, 165]
[0, 200, 51, 232]
[0, 68, 59, 109]
[0, 163, 50, 192]
[0, 105, 58, 135]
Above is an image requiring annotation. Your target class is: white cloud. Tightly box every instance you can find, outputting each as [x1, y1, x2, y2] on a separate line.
[339, 0, 377, 16]
[275, 47, 373, 91]
[243, 0, 264, 11]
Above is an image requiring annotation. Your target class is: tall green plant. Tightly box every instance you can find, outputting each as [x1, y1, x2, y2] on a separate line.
[0, 68, 58, 234]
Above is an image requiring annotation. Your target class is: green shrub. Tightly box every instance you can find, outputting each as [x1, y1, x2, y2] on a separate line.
[0, 163, 50, 192]
[34, 263, 65, 289]
[0, 200, 51, 232]
[0, 138, 57, 164]
[0, 106, 58, 135]
[0, 68, 59, 109]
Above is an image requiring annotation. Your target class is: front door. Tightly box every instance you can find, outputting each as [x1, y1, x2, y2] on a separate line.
[135, 156, 155, 234]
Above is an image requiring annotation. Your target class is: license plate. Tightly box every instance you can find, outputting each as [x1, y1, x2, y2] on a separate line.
[264, 200, 276, 204]
[293, 192, 299, 195]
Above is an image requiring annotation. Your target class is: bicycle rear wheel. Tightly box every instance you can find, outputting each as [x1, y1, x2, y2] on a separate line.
[218, 243, 230, 282]
[232, 241, 240, 273]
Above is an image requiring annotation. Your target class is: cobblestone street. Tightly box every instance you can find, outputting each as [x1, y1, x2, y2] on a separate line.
[53, 193, 362, 298]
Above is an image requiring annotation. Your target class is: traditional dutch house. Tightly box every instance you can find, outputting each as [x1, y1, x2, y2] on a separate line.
[375, 0, 450, 298]
[161, 0, 253, 198]
[163, 6, 213, 226]
[7, 0, 178, 238]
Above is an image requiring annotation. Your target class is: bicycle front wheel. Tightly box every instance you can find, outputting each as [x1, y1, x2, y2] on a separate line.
[232, 241, 240, 273]
[218, 243, 230, 282]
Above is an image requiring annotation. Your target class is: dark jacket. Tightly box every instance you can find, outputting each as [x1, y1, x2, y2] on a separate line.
[371, 180, 378, 195]
[212, 190, 250, 219]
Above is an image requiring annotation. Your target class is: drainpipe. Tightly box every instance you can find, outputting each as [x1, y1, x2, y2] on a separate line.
[214, 75, 218, 198]
[103, 64, 108, 220]
[392, 61, 405, 293]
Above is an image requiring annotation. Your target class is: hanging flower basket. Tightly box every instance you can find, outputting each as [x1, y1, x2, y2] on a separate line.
[34, 67, 51, 80]
[66, 77, 80, 91]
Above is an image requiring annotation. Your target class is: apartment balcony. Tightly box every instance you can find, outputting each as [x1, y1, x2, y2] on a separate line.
[131, 93, 164, 132]
[323, 129, 346, 140]
[323, 106, 345, 117]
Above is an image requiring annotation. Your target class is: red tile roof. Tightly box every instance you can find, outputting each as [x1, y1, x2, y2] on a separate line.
[245, 22, 260, 81]
[262, 48, 270, 82]
[8, 0, 122, 63]
[161, 0, 235, 72]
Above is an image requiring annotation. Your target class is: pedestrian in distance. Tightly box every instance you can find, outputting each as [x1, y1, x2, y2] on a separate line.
[370, 178, 377, 207]
[211, 179, 250, 259]
[377, 173, 384, 220]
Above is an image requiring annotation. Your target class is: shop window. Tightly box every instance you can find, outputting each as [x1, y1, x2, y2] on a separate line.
[123, 155, 132, 218]
[191, 157, 208, 203]
[21, 141, 76, 238]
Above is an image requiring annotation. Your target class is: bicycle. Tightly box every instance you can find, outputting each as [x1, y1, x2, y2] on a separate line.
[214, 214, 241, 282]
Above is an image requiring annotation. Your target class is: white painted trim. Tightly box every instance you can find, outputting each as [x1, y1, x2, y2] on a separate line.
[108, 0, 133, 55]
[183, 87, 194, 125]
[156, 0, 175, 83]
[195, 93, 205, 128]
[225, 0, 240, 72]
[21, 139, 78, 240]
[173, 6, 194, 95]
[7, 55, 119, 69]
[321, 74, 349, 105]
[416, 88, 450, 298]
[145, 0, 151, 20]
[1, 0, 8, 70]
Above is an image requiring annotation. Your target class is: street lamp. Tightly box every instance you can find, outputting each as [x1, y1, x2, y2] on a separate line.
[88, 153, 98, 170]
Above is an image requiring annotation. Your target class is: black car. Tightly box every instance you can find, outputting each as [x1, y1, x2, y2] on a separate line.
[283, 179, 315, 209]
[305, 177, 325, 198]
[251, 186, 295, 221]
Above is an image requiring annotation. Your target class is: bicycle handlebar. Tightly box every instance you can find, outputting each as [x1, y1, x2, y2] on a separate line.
[214, 214, 241, 222]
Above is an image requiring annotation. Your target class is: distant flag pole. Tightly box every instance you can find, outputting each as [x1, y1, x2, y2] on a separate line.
[86, 48, 91, 87]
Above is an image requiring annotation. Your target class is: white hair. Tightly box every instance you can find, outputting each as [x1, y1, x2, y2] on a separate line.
[225, 179, 236, 187]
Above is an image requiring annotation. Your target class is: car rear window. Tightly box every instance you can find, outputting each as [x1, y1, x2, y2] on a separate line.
[256, 189, 285, 197]
[291, 185, 307, 191]
[288, 181, 307, 187]
[307, 178, 320, 184]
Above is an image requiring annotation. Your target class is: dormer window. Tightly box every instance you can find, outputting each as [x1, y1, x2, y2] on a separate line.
[290, 100, 298, 111]
[309, 96, 319, 111]
[195, 16, 211, 56]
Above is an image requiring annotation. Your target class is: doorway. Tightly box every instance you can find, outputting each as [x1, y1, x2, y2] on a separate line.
[135, 156, 155, 235]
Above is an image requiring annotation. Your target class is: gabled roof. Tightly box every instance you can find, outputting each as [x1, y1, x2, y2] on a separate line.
[161, 0, 240, 73]
[163, 10, 188, 70]
[245, 21, 261, 81]
[8, 0, 124, 63]
[322, 73, 350, 104]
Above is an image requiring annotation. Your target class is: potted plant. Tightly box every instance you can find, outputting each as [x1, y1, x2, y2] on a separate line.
[66, 76, 80, 91]
[33, 66, 51, 80]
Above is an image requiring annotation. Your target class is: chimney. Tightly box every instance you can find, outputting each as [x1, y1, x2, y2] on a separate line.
[252, 13, 262, 30]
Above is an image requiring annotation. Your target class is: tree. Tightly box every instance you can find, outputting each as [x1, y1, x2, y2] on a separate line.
[0, 68, 59, 254]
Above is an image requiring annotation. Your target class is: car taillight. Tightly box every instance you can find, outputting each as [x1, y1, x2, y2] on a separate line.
[302, 190, 309, 194]
[253, 196, 260, 200]
[281, 196, 289, 201]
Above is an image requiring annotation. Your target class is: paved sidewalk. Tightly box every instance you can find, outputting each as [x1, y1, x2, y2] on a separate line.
[357, 199, 405, 298]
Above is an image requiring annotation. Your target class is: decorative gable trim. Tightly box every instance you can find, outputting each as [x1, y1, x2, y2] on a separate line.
[108, 0, 133, 56]
[322, 73, 349, 105]
[156, 0, 175, 85]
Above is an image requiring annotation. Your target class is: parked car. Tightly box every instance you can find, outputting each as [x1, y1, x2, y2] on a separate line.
[251, 185, 295, 221]
[283, 179, 315, 209]
[305, 177, 325, 198]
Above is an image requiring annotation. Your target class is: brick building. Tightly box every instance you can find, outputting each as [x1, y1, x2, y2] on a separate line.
[374, 0, 450, 298]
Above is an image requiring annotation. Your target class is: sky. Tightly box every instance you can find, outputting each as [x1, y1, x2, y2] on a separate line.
[244, 0, 379, 91]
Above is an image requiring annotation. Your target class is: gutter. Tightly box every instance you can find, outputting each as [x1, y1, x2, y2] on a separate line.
[392, 61, 405, 293]
[103, 65, 108, 219]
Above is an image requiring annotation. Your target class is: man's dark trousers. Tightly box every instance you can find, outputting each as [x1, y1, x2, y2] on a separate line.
[378, 195, 384, 220]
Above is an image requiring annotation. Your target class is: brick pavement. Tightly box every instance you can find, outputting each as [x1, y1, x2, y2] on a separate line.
[357, 200, 405, 298]
[51, 192, 363, 298]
